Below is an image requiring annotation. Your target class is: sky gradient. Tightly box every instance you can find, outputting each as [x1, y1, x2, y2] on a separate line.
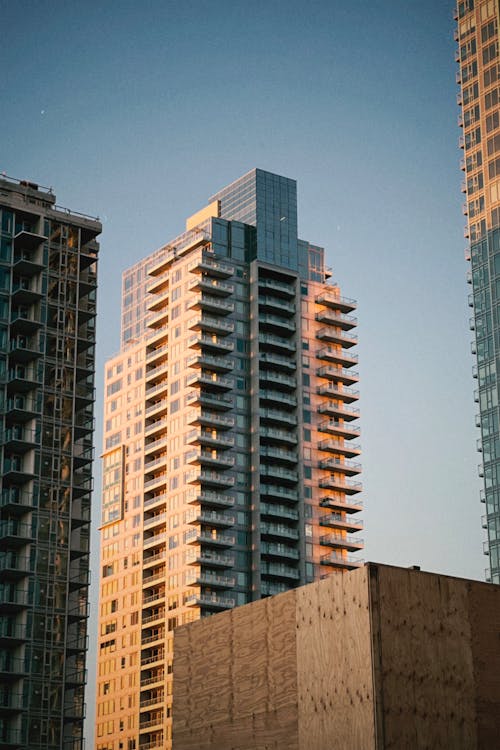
[1, 0, 478, 741]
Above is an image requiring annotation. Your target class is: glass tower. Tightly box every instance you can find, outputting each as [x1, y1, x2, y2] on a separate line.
[95, 169, 363, 750]
[0, 175, 101, 749]
[456, 0, 500, 582]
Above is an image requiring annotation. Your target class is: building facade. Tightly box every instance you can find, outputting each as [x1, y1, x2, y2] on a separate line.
[95, 169, 363, 750]
[457, 0, 500, 582]
[0, 176, 101, 749]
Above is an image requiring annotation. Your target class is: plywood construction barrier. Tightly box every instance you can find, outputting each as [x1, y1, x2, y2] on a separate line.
[173, 563, 500, 749]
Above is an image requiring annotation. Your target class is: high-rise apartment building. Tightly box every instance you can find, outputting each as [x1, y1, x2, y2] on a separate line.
[456, 0, 500, 583]
[0, 176, 101, 749]
[95, 169, 363, 750]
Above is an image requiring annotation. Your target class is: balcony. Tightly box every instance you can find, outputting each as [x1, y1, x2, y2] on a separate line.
[314, 308, 357, 330]
[189, 315, 234, 336]
[261, 522, 299, 541]
[320, 551, 363, 571]
[187, 352, 234, 372]
[318, 492, 362, 511]
[186, 529, 235, 548]
[186, 490, 234, 509]
[0, 587, 31, 611]
[315, 291, 357, 313]
[320, 533, 363, 552]
[186, 390, 233, 411]
[261, 562, 299, 580]
[186, 549, 234, 567]
[188, 571, 235, 588]
[261, 446, 297, 464]
[186, 429, 234, 450]
[316, 365, 359, 385]
[259, 313, 295, 334]
[187, 410, 234, 429]
[319, 476, 362, 495]
[258, 277, 295, 297]
[8, 337, 42, 364]
[260, 408, 297, 426]
[260, 466, 298, 484]
[187, 470, 235, 488]
[186, 450, 235, 469]
[2, 426, 38, 452]
[188, 333, 234, 353]
[260, 484, 298, 503]
[318, 419, 361, 439]
[259, 351, 296, 371]
[188, 295, 234, 315]
[189, 276, 234, 296]
[190, 256, 234, 278]
[259, 296, 295, 314]
[4, 394, 41, 421]
[317, 401, 360, 421]
[261, 542, 299, 561]
[259, 333, 296, 353]
[316, 345, 358, 368]
[318, 438, 361, 458]
[185, 593, 235, 610]
[317, 384, 359, 402]
[0, 654, 27, 678]
[260, 503, 299, 521]
[260, 426, 297, 445]
[10, 309, 43, 336]
[315, 325, 357, 348]
[0, 521, 33, 549]
[0, 489, 35, 514]
[186, 372, 234, 391]
[146, 343, 168, 366]
[259, 371, 296, 390]
[187, 509, 235, 528]
[260, 390, 297, 408]
[319, 513, 363, 533]
[319, 457, 361, 476]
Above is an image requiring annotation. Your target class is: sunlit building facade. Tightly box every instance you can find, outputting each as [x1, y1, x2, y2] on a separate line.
[0, 176, 101, 749]
[457, 0, 500, 582]
[95, 169, 363, 750]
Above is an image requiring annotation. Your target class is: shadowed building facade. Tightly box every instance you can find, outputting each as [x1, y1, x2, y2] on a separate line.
[0, 176, 101, 749]
[95, 169, 363, 750]
[457, 0, 500, 581]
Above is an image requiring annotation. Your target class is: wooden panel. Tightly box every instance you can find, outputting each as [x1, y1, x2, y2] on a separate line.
[296, 568, 376, 750]
[467, 580, 500, 747]
[173, 591, 299, 750]
[370, 565, 477, 750]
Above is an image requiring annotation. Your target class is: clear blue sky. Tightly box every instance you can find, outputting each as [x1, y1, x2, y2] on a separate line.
[2, 0, 480, 740]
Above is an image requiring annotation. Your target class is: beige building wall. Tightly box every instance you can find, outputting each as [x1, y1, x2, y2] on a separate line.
[173, 563, 500, 750]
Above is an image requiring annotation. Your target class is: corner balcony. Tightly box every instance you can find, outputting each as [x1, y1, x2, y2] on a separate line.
[261, 562, 300, 580]
[320, 495, 363, 514]
[190, 256, 234, 278]
[186, 549, 234, 568]
[316, 346, 358, 368]
[318, 419, 361, 440]
[319, 457, 361, 476]
[187, 469, 235, 489]
[315, 291, 357, 313]
[186, 450, 235, 470]
[315, 325, 357, 348]
[188, 333, 234, 353]
[319, 476, 362, 495]
[314, 308, 357, 330]
[185, 593, 235, 611]
[317, 401, 360, 421]
[320, 533, 364, 552]
[319, 513, 363, 533]
[187, 410, 234, 430]
[186, 489, 234, 509]
[320, 551, 363, 571]
[318, 438, 361, 458]
[188, 295, 234, 315]
[261, 542, 299, 561]
[186, 429, 234, 449]
[317, 384, 359, 402]
[189, 276, 234, 296]
[187, 509, 235, 528]
[186, 372, 234, 391]
[187, 352, 234, 372]
[316, 365, 359, 385]
[185, 390, 233, 411]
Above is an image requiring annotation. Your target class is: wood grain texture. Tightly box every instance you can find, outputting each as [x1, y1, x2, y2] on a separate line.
[296, 568, 375, 750]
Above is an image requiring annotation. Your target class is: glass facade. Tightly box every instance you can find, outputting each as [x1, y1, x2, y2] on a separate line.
[0, 175, 101, 749]
[457, 0, 500, 582]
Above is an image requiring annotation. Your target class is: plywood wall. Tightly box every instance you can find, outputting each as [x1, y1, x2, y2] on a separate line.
[173, 593, 299, 750]
[296, 568, 375, 750]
